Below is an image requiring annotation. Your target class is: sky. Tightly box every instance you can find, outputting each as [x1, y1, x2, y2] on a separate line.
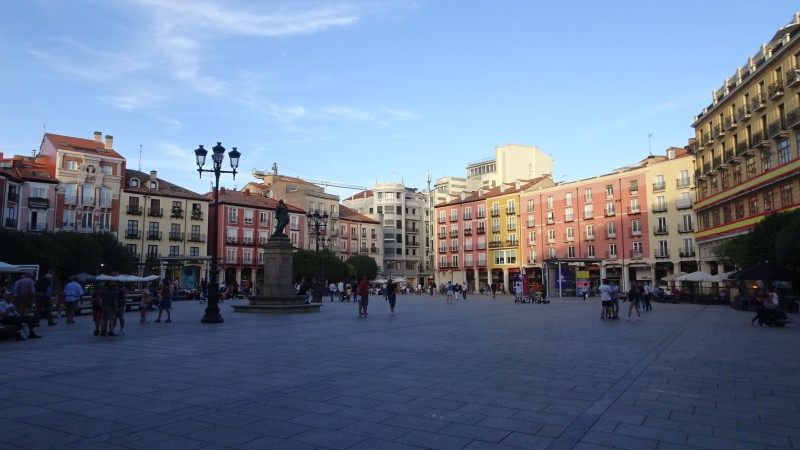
[1, 0, 799, 200]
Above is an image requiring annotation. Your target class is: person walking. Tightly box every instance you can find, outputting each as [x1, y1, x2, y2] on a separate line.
[34, 274, 56, 327]
[13, 273, 35, 317]
[328, 282, 336, 302]
[626, 284, 641, 320]
[338, 281, 345, 301]
[461, 281, 468, 300]
[155, 280, 172, 323]
[357, 277, 369, 318]
[99, 282, 120, 336]
[642, 281, 653, 311]
[609, 281, 620, 319]
[114, 284, 127, 335]
[445, 281, 454, 303]
[490, 281, 497, 301]
[387, 278, 397, 315]
[139, 286, 150, 323]
[598, 279, 612, 320]
[199, 278, 208, 303]
[63, 276, 84, 325]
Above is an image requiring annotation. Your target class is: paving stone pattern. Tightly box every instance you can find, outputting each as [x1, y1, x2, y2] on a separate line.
[1, 294, 798, 449]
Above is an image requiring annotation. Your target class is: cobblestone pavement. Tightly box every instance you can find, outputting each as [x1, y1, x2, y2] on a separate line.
[1, 294, 798, 449]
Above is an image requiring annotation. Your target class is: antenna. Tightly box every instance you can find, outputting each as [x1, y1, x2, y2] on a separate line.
[648, 133, 654, 156]
[42, 123, 46, 136]
[138, 144, 142, 171]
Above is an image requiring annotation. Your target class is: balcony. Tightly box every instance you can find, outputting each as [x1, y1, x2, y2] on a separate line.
[583, 212, 594, 220]
[737, 104, 751, 122]
[439, 247, 448, 254]
[28, 197, 49, 209]
[606, 231, 617, 239]
[678, 224, 694, 233]
[563, 233, 574, 242]
[702, 132, 712, 146]
[676, 177, 691, 189]
[476, 211, 485, 219]
[630, 250, 643, 259]
[676, 198, 692, 210]
[680, 249, 696, 258]
[63, 194, 77, 205]
[768, 117, 787, 140]
[627, 206, 641, 215]
[546, 217, 555, 225]
[752, 93, 766, 112]
[507, 224, 517, 231]
[505, 208, 515, 215]
[169, 232, 184, 241]
[188, 233, 206, 242]
[125, 229, 141, 239]
[438, 217, 446, 224]
[451, 245, 459, 252]
[146, 231, 162, 240]
[788, 66, 800, 87]
[652, 203, 667, 213]
[438, 232, 446, 239]
[526, 220, 535, 228]
[654, 250, 670, 259]
[490, 210, 500, 217]
[148, 207, 163, 217]
[724, 115, 737, 130]
[450, 215, 458, 222]
[370, 247, 379, 254]
[227, 236, 239, 245]
[145, 253, 162, 263]
[7, 192, 19, 203]
[787, 107, 800, 129]
[768, 79, 784, 100]
[491, 227, 500, 233]
[450, 230, 459, 237]
[751, 130, 767, 148]
[736, 140, 752, 158]
[477, 228, 486, 235]
[564, 215, 574, 223]
[464, 228, 472, 236]
[464, 245, 473, 251]
[713, 124, 724, 138]
[652, 181, 666, 192]
[127, 205, 142, 215]
[527, 258, 537, 264]
[170, 208, 184, 219]
[27, 222, 47, 232]
[190, 210, 203, 220]
[605, 252, 618, 259]
[476, 244, 486, 250]
[695, 169, 704, 181]
[653, 225, 668, 235]
[604, 209, 615, 217]
[547, 237, 556, 244]
[724, 148, 735, 163]
[489, 241, 503, 248]
[629, 227, 642, 237]
[585, 232, 595, 241]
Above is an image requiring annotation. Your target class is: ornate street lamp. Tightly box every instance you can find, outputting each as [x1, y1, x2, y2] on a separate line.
[306, 210, 328, 302]
[195, 142, 241, 323]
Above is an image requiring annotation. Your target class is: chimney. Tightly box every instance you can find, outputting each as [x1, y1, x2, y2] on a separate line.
[105, 135, 113, 150]
[93, 131, 102, 142]
[245, 189, 251, 196]
[149, 170, 157, 181]
[220, 187, 225, 194]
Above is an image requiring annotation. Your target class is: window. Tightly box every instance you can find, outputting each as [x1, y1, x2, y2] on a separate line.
[565, 193, 573, 206]
[101, 165, 112, 175]
[584, 204, 593, 219]
[464, 207, 472, 220]
[609, 243, 617, 258]
[506, 199, 515, 214]
[450, 209, 458, 221]
[546, 196, 553, 209]
[606, 202, 615, 216]
[527, 199, 534, 212]
[605, 185, 614, 199]
[243, 249, 252, 264]
[607, 221, 616, 237]
[242, 209, 253, 225]
[82, 183, 95, 205]
[631, 219, 641, 234]
[566, 227, 574, 241]
[260, 211, 268, 225]
[567, 246, 575, 258]
[585, 188, 593, 201]
[477, 204, 485, 218]
[780, 184, 794, 207]
[492, 218, 500, 233]
[190, 247, 199, 257]
[81, 211, 92, 230]
[586, 224, 594, 238]
[66, 160, 78, 170]
[778, 139, 791, 165]
[147, 245, 158, 258]
[764, 190, 775, 212]
[548, 229, 556, 243]
[226, 248, 237, 264]
[507, 216, 516, 231]
[762, 149, 774, 172]
[99, 187, 112, 207]
[633, 241, 642, 253]
[587, 245, 595, 258]
[549, 247, 557, 258]
[658, 240, 669, 257]
[169, 245, 179, 257]
[546, 211, 555, 224]
[748, 196, 759, 216]
[564, 207, 573, 222]
[228, 207, 238, 223]
[681, 214, 693, 232]
[630, 180, 639, 194]
[527, 214, 535, 227]
[62, 209, 75, 229]
[492, 202, 500, 216]
[745, 157, 757, 179]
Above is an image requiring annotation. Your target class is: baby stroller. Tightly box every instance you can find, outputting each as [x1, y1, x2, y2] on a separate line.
[758, 308, 790, 327]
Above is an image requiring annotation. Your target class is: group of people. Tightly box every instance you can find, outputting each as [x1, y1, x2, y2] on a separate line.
[597, 279, 658, 320]
[444, 281, 469, 303]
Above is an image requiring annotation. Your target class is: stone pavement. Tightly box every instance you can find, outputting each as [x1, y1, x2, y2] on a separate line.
[1, 294, 799, 450]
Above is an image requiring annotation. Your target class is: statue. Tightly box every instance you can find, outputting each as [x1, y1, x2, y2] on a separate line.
[273, 199, 290, 237]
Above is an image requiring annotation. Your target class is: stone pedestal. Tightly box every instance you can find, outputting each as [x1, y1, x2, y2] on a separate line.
[233, 235, 321, 314]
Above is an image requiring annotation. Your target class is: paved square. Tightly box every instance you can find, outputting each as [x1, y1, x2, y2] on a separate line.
[1, 294, 798, 449]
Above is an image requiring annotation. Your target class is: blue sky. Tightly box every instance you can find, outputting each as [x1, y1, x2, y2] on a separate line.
[1, 1, 799, 199]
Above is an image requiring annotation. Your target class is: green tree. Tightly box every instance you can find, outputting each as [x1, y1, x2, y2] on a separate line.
[292, 249, 316, 282]
[775, 212, 800, 271]
[345, 254, 379, 281]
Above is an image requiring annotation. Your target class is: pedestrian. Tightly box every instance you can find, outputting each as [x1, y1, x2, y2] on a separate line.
[114, 284, 126, 335]
[0, 295, 41, 340]
[329, 281, 336, 302]
[445, 281, 454, 303]
[453, 282, 461, 301]
[200, 278, 208, 303]
[626, 284, 641, 320]
[642, 281, 653, 311]
[63, 276, 84, 324]
[541, 283, 547, 303]
[358, 277, 369, 318]
[338, 280, 345, 301]
[155, 280, 172, 323]
[609, 281, 620, 319]
[490, 281, 497, 300]
[387, 278, 397, 315]
[13, 272, 35, 317]
[139, 286, 150, 323]
[91, 288, 102, 335]
[35, 274, 56, 327]
[599, 278, 612, 319]
[461, 281, 468, 300]
[99, 282, 119, 336]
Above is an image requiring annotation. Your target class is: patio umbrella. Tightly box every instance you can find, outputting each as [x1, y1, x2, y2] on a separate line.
[70, 272, 96, 282]
[733, 263, 797, 282]
[677, 271, 723, 282]
[662, 271, 687, 281]
[0, 261, 23, 273]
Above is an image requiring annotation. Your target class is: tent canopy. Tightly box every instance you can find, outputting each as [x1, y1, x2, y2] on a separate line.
[662, 271, 687, 282]
[0, 261, 23, 273]
[733, 263, 796, 282]
[96, 274, 160, 283]
[677, 271, 722, 283]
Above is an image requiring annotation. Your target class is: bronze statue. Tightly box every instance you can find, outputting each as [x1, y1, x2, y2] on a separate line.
[273, 199, 289, 237]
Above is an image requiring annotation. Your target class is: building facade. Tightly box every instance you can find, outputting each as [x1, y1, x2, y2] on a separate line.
[120, 169, 210, 286]
[0, 155, 58, 232]
[38, 132, 125, 236]
[692, 12, 800, 274]
[338, 205, 383, 269]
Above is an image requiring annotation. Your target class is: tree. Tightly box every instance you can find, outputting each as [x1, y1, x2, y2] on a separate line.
[292, 249, 316, 282]
[345, 255, 379, 281]
[775, 212, 800, 271]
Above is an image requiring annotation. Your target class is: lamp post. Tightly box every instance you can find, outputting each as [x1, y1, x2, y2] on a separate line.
[306, 210, 328, 303]
[194, 142, 241, 324]
[417, 260, 424, 293]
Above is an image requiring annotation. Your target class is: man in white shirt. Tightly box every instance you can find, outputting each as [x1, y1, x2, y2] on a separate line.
[599, 279, 612, 320]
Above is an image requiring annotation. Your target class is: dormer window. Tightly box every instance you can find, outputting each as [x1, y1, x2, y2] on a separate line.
[149, 181, 157, 189]
[130, 179, 140, 188]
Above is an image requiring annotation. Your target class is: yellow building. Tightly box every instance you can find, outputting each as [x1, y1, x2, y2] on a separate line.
[692, 12, 800, 273]
[120, 170, 210, 286]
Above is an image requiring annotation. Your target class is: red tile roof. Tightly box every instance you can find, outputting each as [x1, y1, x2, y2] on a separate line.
[44, 133, 124, 159]
[124, 169, 209, 201]
[339, 205, 380, 224]
[210, 187, 305, 212]
[0, 156, 56, 183]
[342, 189, 374, 201]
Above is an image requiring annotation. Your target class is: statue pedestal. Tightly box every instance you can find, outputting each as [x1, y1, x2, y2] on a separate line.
[232, 235, 321, 314]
